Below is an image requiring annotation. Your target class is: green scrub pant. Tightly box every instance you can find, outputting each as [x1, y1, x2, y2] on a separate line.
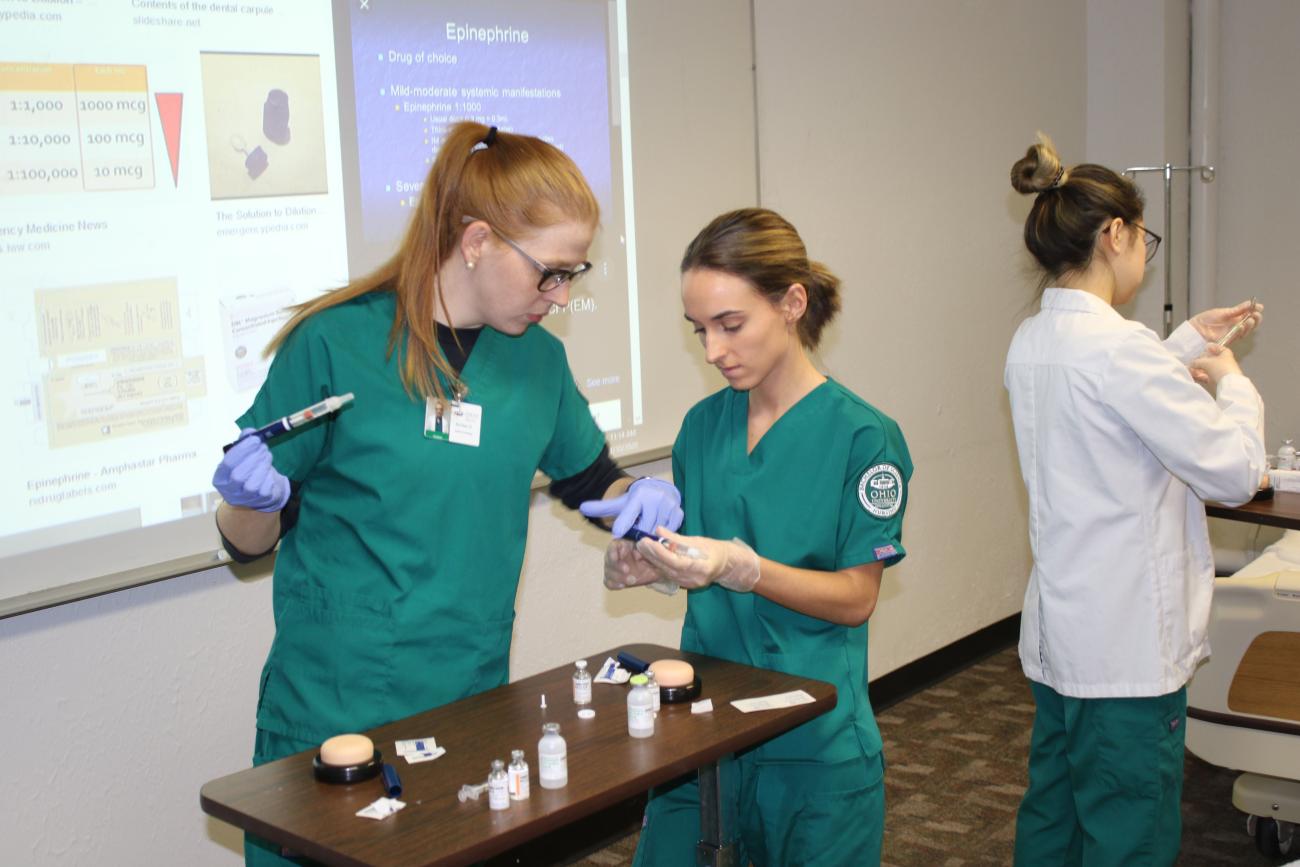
[245, 729, 320, 867]
[632, 751, 884, 867]
[1014, 681, 1187, 867]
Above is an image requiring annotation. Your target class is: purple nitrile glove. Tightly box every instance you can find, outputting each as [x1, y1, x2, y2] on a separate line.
[578, 477, 684, 539]
[212, 428, 291, 512]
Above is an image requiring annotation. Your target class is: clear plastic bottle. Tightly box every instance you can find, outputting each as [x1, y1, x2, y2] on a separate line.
[507, 749, 530, 801]
[538, 722, 568, 788]
[627, 674, 655, 738]
[572, 659, 592, 706]
[1279, 439, 1297, 471]
[488, 759, 509, 810]
[644, 669, 661, 714]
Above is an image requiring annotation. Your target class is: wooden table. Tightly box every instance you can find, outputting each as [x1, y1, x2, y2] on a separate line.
[1207, 490, 1300, 531]
[200, 642, 835, 867]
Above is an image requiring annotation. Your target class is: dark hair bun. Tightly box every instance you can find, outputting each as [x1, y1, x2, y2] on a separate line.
[1011, 133, 1066, 195]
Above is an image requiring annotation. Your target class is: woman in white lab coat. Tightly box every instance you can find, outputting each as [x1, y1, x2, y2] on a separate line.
[1004, 134, 1266, 867]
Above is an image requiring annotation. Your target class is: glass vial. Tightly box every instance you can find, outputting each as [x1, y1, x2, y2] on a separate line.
[573, 659, 592, 706]
[644, 669, 661, 713]
[508, 749, 530, 800]
[1279, 439, 1296, 471]
[538, 722, 568, 788]
[627, 674, 655, 738]
[488, 759, 509, 810]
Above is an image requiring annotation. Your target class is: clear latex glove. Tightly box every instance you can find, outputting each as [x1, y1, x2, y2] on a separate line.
[1190, 298, 1263, 345]
[579, 477, 684, 539]
[636, 529, 761, 592]
[602, 538, 678, 594]
[1189, 342, 1244, 388]
[212, 428, 291, 512]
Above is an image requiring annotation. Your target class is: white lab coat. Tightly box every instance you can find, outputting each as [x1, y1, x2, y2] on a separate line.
[1005, 288, 1265, 698]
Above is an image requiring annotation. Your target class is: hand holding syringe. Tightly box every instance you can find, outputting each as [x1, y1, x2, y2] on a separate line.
[600, 530, 704, 596]
[223, 393, 355, 452]
[1191, 298, 1260, 387]
[1213, 297, 1260, 347]
[623, 529, 706, 596]
[624, 528, 705, 559]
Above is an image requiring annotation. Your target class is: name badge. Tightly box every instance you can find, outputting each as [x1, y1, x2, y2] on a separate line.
[424, 397, 481, 447]
[447, 401, 482, 447]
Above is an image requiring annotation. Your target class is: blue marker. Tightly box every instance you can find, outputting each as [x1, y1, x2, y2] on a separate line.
[380, 763, 402, 798]
[223, 393, 354, 452]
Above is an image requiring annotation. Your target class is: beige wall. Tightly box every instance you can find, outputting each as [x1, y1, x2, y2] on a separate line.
[1218, 0, 1300, 453]
[750, 0, 1085, 674]
[1086, 0, 1192, 333]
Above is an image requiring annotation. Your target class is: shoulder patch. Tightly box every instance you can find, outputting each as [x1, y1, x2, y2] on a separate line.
[857, 463, 903, 518]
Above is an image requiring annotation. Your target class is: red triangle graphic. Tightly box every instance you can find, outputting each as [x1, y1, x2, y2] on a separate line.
[155, 92, 183, 187]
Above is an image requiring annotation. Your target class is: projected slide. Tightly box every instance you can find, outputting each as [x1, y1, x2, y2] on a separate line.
[1, 3, 349, 556]
[0, 0, 642, 577]
[333, 0, 639, 445]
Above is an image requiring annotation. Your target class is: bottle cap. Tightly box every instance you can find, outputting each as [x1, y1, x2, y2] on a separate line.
[575, 659, 588, 670]
[630, 674, 649, 686]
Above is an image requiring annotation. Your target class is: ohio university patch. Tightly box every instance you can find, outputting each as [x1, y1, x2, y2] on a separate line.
[858, 463, 903, 518]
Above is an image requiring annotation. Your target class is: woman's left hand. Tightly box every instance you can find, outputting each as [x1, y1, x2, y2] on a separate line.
[602, 539, 668, 590]
[1190, 299, 1263, 344]
[636, 528, 761, 592]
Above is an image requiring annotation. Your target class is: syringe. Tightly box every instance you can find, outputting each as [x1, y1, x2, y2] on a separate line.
[458, 781, 489, 803]
[622, 528, 705, 596]
[1215, 298, 1258, 348]
[223, 393, 355, 452]
[624, 527, 705, 560]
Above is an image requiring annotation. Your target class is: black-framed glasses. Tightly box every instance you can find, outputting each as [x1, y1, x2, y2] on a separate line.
[462, 216, 593, 293]
[1105, 221, 1162, 263]
[1135, 223, 1162, 263]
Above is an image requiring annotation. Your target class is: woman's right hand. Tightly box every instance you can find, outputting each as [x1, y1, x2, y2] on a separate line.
[212, 429, 291, 512]
[1189, 343, 1243, 388]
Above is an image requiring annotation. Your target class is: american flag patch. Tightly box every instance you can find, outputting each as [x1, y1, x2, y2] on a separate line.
[874, 544, 897, 559]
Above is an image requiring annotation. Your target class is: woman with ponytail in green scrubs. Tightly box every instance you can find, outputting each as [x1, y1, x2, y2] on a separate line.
[211, 122, 683, 867]
[605, 208, 912, 867]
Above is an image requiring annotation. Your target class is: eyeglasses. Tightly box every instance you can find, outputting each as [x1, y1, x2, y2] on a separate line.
[1105, 221, 1162, 263]
[462, 216, 593, 293]
[1134, 223, 1162, 263]
[1133, 226, 1164, 262]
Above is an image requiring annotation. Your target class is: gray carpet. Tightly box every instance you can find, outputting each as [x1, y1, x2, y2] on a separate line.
[574, 646, 1288, 866]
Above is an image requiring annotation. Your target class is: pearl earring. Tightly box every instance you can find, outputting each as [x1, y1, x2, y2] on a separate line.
[467, 261, 475, 270]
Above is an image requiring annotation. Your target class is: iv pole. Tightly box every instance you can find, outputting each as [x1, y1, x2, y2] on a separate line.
[1122, 163, 1216, 337]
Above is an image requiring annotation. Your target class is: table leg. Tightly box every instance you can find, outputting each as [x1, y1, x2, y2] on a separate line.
[696, 756, 738, 867]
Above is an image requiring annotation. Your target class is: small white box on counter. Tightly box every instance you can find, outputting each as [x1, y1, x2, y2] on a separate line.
[1271, 469, 1300, 493]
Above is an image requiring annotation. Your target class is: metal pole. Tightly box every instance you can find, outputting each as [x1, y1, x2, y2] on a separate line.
[696, 758, 738, 867]
[1190, 0, 1221, 314]
[1164, 162, 1174, 337]
[1123, 164, 1216, 338]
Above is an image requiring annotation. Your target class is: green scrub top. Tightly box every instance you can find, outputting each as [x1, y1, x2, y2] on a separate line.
[673, 379, 911, 763]
[238, 291, 603, 745]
